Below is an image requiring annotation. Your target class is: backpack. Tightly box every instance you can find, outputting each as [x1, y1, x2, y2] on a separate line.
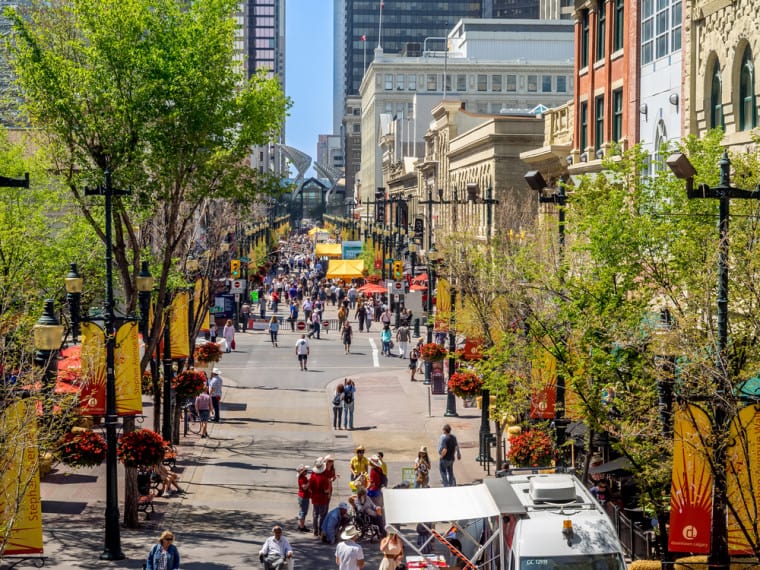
[332, 393, 342, 407]
[380, 471, 388, 488]
[344, 389, 354, 405]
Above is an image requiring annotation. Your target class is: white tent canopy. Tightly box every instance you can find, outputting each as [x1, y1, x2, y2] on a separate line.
[383, 485, 501, 525]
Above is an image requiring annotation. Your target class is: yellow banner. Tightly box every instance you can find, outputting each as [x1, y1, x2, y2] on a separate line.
[194, 278, 210, 332]
[170, 291, 190, 359]
[0, 399, 43, 555]
[80, 322, 107, 416]
[727, 405, 760, 555]
[668, 404, 712, 553]
[115, 322, 142, 415]
[435, 277, 451, 331]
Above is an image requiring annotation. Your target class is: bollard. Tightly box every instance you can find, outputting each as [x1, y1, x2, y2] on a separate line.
[413, 318, 420, 337]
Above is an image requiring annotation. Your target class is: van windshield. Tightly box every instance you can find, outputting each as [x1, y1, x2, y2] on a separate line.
[520, 554, 626, 570]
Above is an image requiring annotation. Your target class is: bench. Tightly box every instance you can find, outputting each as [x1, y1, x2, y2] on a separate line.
[162, 445, 177, 469]
[138, 493, 155, 519]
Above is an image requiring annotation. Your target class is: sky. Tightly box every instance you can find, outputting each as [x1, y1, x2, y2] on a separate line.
[284, 0, 334, 168]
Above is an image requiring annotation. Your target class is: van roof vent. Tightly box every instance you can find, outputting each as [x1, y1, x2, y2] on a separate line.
[528, 475, 577, 503]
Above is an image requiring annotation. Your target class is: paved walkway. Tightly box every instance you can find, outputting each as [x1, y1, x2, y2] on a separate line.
[25, 300, 492, 570]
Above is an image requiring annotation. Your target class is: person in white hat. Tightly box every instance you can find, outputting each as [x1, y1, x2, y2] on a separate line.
[309, 458, 331, 536]
[367, 455, 384, 508]
[208, 368, 223, 422]
[335, 525, 364, 570]
[321, 501, 350, 545]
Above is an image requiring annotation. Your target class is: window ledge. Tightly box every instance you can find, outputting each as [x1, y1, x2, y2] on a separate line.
[611, 49, 624, 61]
[579, 66, 589, 77]
[593, 59, 606, 70]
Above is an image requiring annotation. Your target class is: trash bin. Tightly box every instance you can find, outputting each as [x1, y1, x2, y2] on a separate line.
[431, 369, 446, 395]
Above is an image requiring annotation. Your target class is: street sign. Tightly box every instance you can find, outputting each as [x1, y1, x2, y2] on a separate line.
[297, 321, 306, 331]
[230, 280, 244, 293]
[322, 320, 329, 330]
[394, 281, 405, 291]
[234, 293, 240, 302]
[414, 217, 424, 240]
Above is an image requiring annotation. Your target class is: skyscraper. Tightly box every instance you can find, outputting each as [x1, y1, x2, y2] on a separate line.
[236, 0, 286, 175]
[490, 0, 540, 19]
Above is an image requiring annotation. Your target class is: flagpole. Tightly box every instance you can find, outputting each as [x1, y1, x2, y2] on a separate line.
[363, 36, 367, 74]
[378, 1, 383, 49]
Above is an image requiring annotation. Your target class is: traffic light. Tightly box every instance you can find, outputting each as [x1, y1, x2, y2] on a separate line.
[393, 260, 403, 280]
[230, 259, 241, 278]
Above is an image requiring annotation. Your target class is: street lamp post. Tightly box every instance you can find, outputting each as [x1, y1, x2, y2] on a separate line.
[444, 288, 458, 417]
[423, 246, 440, 385]
[85, 170, 126, 561]
[33, 299, 64, 416]
[65, 263, 83, 343]
[161, 290, 173, 442]
[666, 150, 760, 570]
[137, 262, 154, 343]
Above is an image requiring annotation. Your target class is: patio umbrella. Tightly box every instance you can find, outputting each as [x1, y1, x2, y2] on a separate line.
[410, 284, 428, 291]
[358, 283, 387, 295]
[412, 273, 428, 284]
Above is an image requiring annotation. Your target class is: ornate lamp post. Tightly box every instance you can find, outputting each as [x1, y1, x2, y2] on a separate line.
[444, 288, 458, 417]
[64, 263, 83, 343]
[33, 300, 64, 412]
[136, 262, 154, 341]
[423, 246, 440, 385]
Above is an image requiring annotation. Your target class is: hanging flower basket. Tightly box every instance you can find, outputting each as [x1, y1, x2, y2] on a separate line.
[420, 342, 448, 362]
[57, 430, 107, 468]
[117, 429, 167, 468]
[447, 370, 483, 399]
[194, 341, 222, 364]
[507, 429, 555, 468]
[173, 369, 207, 400]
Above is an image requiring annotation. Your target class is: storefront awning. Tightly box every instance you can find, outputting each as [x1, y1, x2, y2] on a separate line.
[314, 243, 343, 258]
[326, 259, 365, 279]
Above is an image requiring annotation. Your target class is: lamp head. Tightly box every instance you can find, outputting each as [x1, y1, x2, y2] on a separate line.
[524, 171, 547, 191]
[64, 263, 83, 294]
[137, 260, 154, 292]
[34, 299, 64, 351]
[666, 153, 697, 180]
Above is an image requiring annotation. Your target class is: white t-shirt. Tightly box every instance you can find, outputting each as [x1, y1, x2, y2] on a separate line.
[335, 540, 364, 570]
[295, 338, 309, 355]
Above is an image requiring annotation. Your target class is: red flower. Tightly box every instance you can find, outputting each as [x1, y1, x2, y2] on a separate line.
[419, 343, 447, 361]
[117, 429, 167, 468]
[58, 430, 107, 468]
[507, 430, 554, 467]
[194, 342, 222, 363]
[447, 370, 483, 398]
[173, 369, 208, 400]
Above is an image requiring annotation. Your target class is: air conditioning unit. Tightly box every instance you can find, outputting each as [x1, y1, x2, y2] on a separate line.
[528, 475, 577, 503]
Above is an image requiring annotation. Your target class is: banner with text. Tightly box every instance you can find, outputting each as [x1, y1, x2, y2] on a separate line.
[434, 277, 451, 332]
[170, 291, 190, 359]
[115, 322, 142, 415]
[530, 343, 557, 419]
[727, 405, 760, 555]
[80, 322, 107, 416]
[668, 405, 712, 553]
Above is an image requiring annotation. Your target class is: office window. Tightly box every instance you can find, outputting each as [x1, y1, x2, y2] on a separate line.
[477, 74, 488, 91]
[671, 1, 682, 52]
[580, 101, 588, 151]
[385, 74, 393, 90]
[581, 9, 590, 68]
[613, 0, 624, 51]
[506, 75, 517, 92]
[556, 76, 567, 92]
[542, 75, 552, 92]
[396, 74, 405, 90]
[527, 75, 538, 92]
[710, 63, 724, 130]
[612, 88, 623, 142]
[476, 102, 488, 114]
[456, 74, 467, 92]
[408, 74, 417, 90]
[642, 0, 681, 64]
[352, 124, 360, 133]
[595, 95, 604, 151]
[492, 75, 502, 92]
[739, 49, 757, 131]
[445, 74, 452, 93]
[407, 102, 414, 117]
[427, 74, 438, 91]
[596, 0, 606, 62]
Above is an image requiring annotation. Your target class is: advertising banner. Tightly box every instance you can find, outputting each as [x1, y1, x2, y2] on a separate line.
[80, 322, 107, 416]
[727, 405, 760, 555]
[170, 291, 190, 359]
[115, 322, 142, 415]
[195, 278, 210, 331]
[0, 399, 43, 556]
[530, 344, 557, 419]
[668, 405, 713, 553]
[434, 277, 451, 332]
[342, 241, 364, 260]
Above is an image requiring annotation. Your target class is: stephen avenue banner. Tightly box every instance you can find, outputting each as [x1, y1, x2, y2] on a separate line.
[727, 405, 760, 555]
[115, 321, 142, 415]
[80, 322, 107, 416]
[530, 343, 557, 420]
[668, 405, 713, 553]
[170, 291, 190, 359]
[434, 277, 451, 332]
[0, 399, 43, 555]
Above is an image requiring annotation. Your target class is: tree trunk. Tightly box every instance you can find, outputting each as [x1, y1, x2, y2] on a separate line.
[151, 359, 161, 433]
[495, 421, 505, 471]
[122, 416, 139, 528]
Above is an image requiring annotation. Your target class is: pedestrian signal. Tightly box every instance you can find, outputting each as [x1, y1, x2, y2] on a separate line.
[393, 260, 403, 280]
[231, 259, 241, 278]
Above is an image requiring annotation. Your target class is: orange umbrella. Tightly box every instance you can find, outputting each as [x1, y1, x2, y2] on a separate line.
[358, 283, 387, 295]
[410, 283, 428, 291]
[412, 273, 428, 284]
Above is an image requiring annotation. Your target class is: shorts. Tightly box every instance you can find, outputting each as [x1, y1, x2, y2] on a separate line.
[198, 409, 210, 422]
[409, 360, 418, 370]
[298, 354, 308, 361]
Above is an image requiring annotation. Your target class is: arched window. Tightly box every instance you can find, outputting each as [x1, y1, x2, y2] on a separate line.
[710, 63, 724, 130]
[654, 120, 668, 174]
[739, 48, 757, 131]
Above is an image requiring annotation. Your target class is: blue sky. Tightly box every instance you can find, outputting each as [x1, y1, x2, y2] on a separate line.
[285, 0, 333, 166]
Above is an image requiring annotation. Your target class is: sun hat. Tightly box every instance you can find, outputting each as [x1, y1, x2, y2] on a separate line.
[385, 524, 396, 534]
[324, 454, 335, 462]
[312, 458, 326, 474]
[296, 464, 309, 474]
[212, 368, 221, 374]
[419, 446, 428, 454]
[368, 454, 383, 467]
[340, 526, 360, 540]
[338, 501, 349, 510]
[355, 445, 365, 452]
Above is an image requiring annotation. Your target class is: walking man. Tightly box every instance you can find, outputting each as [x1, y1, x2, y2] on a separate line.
[295, 334, 310, 371]
[438, 423, 461, 487]
[208, 368, 223, 422]
[396, 323, 410, 358]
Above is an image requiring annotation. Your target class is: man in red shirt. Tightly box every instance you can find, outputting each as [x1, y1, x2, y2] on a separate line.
[309, 458, 331, 536]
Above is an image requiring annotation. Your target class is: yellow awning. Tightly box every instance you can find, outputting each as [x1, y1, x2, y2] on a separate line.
[315, 243, 343, 258]
[308, 226, 322, 236]
[326, 259, 365, 279]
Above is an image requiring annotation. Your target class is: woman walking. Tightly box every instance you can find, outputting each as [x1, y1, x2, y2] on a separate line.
[409, 344, 420, 381]
[380, 324, 392, 357]
[341, 320, 353, 354]
[331, 384, 344, 429]
[222, 319, 235, 352]
[267, 315, 280, 347]
[144, 530, 180, 570]
[379, 528, 404, 570]
[414, 446, 431, 488]
[343, 378, 356, 430]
